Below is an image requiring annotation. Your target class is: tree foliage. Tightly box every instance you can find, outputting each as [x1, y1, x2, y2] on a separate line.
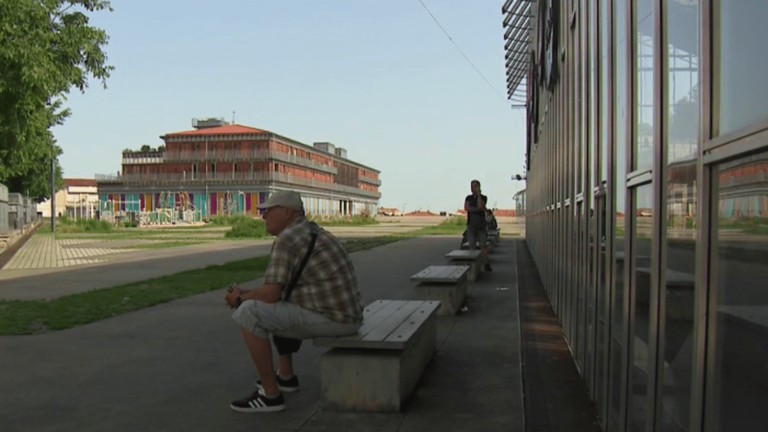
[0, 0, 112, 200]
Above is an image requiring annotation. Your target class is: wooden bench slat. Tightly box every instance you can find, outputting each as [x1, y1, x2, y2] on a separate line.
[383, 301, 440, 344]
[361, 299, 391, 317]
[445, 250, 482, 259]
[361, 301, 425, 343]
[354, 300, 409, 339]
[314, 300, 407, 348]
[315, 300, 430, 349]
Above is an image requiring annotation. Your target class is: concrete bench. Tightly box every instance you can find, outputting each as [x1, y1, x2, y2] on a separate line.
[445, 249, 483, 281]
[314, 299, 441, 412]
[459, 229, 499, 251]
[410, 265, 469, 316]
[460, 239, 495, 253]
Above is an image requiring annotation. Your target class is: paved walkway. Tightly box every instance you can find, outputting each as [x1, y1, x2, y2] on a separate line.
[0, 216, 525, 274]
[0, 236, 525, 432]
[0, 240, 275, 301]
[1, 234, 134, 270]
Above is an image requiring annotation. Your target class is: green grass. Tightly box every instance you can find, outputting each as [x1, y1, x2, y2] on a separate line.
[55, 216, 115, 234]
[310, 214, 379, 226]
[209, 214, 255, 226]
[742, 225, 768, 236]
[55, 227, 231, 241]
[718, 217, 765, 229]
[0, 256, 270, 335]
[341, 217, 468, 252]
[225, 218, 268, 239]
[3, 216, 470, 335]
[121, 241, 209, 250]
[400, 215, 466, 236]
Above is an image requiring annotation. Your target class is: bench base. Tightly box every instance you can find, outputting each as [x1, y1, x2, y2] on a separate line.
[447, 258, 481, 281]
[319, 313, 437, 412]
[460, 241, 494, 253]
[414, 280, 467, 316]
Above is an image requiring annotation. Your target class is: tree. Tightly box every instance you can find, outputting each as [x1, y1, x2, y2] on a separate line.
[0, 0, 113, 200]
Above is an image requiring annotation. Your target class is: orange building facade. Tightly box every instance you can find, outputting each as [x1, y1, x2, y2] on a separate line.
[96, 119, 381, 220]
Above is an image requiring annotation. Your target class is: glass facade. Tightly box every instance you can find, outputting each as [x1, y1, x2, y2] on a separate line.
[709, 150, 768, 431]
[510, 0, 768, 430]
[716, 1, 768, 135]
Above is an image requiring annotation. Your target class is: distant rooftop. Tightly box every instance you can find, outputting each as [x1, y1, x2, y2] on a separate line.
[162, 124, 269, 138]
[63, 178, 97, 188]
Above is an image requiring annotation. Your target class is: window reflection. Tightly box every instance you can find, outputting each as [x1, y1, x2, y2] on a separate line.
[609, 0, 628, 429]
[660, 2, 699, 431]
[712, 150, 768, 430]
[631, 183, 654, 432]
[717, 1, 768, 135]
[599, 0, 610, 183]
[635, 0, 654, 171]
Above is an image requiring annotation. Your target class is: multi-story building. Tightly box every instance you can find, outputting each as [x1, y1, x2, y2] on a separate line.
[505, 0, 768, 431]
[96, 118, 381, 223]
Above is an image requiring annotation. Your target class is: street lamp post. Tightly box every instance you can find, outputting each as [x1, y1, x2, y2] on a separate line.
[50, 153, 56, 233]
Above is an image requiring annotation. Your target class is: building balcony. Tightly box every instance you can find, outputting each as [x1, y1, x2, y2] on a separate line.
[162, 150, 338, 174]
[95, 172, 381, 199]
[121, 152, 164, 165]
[359, 176, 382, 186]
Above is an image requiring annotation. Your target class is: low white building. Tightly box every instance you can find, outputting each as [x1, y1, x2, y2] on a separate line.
[37, 178, 99, 219]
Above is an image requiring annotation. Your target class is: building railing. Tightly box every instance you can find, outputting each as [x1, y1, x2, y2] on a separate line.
[95, 172, 381, 199]
[121, 155, 165, 165]
[161, 149, 338, 174]
[359, 176, 382, 186]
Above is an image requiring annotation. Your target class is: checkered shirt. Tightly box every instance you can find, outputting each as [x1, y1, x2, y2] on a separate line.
[263, 217, 363, 324]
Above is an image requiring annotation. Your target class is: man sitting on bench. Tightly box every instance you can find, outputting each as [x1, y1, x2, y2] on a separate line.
[224, 190, 363, 413]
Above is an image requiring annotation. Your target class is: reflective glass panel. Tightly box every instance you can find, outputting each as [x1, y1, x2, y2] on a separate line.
[660, 1, 699, 431]
[630, 184, 654, 432]
[717, 2, 768, 135]
[711, 150, 768, 430]
[635, 0, 654, 171]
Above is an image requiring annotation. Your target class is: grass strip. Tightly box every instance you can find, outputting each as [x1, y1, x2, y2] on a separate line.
[121, 241, 209, 250]
[2, 220, 469, 335]
[342, 223, 467, 253]
[0, 256, 270, 336]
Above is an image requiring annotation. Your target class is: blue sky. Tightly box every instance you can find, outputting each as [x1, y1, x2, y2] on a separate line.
[53, 0, 526, 213]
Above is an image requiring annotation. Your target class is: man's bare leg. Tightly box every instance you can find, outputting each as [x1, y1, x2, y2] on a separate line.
[482, 245, 492, 271]
[240, 328, 279, 396]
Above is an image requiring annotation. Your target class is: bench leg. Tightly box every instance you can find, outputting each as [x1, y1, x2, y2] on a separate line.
[320, 314, 437, 412]
[414, 280, 467, 316]
[449, 259, 480, 281]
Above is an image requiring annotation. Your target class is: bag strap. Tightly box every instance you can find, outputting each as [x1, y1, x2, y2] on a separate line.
[283, 231, 318, 302]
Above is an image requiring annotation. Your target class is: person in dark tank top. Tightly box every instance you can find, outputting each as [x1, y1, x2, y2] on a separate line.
[464, 180, 492, 272]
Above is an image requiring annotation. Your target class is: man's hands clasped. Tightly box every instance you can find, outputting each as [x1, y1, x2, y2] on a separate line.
[225, 283, 243, 310]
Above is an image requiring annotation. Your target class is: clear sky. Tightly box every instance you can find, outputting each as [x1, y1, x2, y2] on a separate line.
[53, 0, 527, 213]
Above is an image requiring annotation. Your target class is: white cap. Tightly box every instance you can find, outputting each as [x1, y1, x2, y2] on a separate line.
[257, 190, 304, 212]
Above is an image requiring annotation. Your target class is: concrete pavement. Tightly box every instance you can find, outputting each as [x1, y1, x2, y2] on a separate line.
[0, 240, 275, 301]
[0, 235, 525, 432]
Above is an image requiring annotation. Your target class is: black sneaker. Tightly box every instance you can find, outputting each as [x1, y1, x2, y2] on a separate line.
[230, 388, 286, 413]
[484, 263, 493, 272]
[256, 374, 299, 393]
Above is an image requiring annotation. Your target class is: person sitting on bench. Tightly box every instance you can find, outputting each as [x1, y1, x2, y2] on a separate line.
[224, 190, 363, 413]
[485, 208, 498, 231]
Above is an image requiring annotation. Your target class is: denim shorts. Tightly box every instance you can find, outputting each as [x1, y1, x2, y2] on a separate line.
[466, 227, 488, 250]
[231, 300, 361, 339]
